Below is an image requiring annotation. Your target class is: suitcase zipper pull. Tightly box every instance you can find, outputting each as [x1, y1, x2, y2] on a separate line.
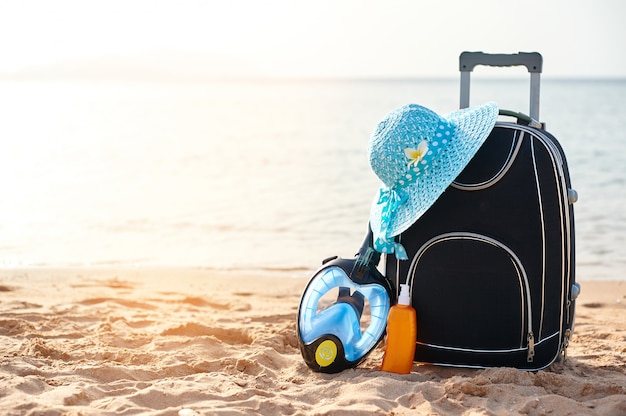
[527, 332, 535, 362]
[561, 329, 571, 360]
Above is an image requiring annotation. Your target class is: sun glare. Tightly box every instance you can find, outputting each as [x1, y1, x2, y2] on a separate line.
[0, 0, 332, 79]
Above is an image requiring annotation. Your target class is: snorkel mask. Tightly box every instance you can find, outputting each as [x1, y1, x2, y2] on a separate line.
[296, 225, 394, 373]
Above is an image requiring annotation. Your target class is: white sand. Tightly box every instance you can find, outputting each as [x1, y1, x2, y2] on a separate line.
[0, 268, 624, 415]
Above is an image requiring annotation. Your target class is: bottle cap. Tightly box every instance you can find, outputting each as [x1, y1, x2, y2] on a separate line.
[398, 284, 411, 305]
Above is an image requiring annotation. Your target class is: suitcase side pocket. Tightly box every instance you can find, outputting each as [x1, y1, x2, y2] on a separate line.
[408, 232, 535, 364]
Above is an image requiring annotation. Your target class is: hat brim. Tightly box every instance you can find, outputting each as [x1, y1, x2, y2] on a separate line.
[369, 102, 498, 238]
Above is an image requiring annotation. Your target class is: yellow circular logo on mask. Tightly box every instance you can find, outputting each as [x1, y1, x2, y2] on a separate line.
[315, 339, 338, 367]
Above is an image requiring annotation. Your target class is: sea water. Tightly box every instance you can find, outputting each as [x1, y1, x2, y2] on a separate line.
[0, 78, 624, 280]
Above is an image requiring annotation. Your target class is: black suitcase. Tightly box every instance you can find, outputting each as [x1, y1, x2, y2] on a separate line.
[385, 52, 580, 370]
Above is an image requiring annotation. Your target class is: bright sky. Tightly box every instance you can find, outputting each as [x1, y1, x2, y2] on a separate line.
[1, 0, 624, 79]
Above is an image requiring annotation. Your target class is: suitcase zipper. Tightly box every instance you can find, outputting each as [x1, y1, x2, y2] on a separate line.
[488, 123, 573, 339]
[509, 123, 575, 355]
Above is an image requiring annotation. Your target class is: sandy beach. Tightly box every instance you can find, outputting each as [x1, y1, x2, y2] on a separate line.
[0, 268, 624, 415]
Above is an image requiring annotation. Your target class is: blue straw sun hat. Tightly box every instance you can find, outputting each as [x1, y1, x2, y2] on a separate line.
[368, 102, 499, 259]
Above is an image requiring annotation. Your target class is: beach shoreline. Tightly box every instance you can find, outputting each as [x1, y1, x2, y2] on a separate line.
[1, 267, 624, 415]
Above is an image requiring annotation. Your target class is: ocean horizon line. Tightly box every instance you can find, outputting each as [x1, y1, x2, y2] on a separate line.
[2, 72, 625, 85]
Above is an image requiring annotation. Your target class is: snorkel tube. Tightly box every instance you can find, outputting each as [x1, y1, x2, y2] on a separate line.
[296, 225, 394, 373]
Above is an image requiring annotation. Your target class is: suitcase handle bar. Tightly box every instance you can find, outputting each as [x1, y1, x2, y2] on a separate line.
[459, 52, 542, 121]
[459, 52, 542, 73]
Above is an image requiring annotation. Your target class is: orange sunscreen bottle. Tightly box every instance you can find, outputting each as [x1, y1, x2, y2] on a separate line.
[381, 284, 417, 374]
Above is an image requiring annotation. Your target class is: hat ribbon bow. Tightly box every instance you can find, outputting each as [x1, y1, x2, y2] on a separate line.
[374, 187, 408, 260]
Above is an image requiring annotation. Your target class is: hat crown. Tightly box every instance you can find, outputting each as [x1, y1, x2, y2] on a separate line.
[368, 104, 450, 188]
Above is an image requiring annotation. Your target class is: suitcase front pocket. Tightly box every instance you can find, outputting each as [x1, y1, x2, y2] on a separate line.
[408, 232, 535, 363]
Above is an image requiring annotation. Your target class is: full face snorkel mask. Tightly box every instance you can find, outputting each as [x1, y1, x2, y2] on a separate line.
[296, 225, 394, 373]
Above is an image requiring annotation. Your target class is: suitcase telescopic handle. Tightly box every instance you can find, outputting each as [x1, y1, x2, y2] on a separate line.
[459, 51, 543, 122]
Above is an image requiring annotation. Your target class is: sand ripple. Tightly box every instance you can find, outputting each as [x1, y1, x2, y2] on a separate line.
[0, 269, 624, 415]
